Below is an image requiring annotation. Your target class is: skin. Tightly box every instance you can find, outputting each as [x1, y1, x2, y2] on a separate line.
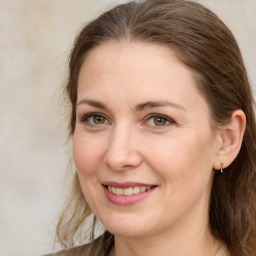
[73, 41, 245, 256]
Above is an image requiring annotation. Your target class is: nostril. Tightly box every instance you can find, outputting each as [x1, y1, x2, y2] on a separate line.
[104, 151, 143, 172]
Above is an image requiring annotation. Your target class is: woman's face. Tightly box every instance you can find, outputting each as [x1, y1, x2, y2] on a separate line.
[73, 42, 219, 238]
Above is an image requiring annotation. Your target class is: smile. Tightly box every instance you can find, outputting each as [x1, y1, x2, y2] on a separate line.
[108, 186, 152, 196]
[102, 182, 157, 206]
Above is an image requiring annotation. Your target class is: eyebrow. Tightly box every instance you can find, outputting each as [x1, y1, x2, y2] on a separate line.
[76, 99, 186, 112]
[135, 101, 186, 112]
[76, 99, 108, 110]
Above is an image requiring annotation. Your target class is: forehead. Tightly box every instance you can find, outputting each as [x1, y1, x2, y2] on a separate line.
[78, 41, 196, 90]
[77, 41, 207, 111]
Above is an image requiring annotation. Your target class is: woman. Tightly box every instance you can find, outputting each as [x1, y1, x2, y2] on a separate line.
[45, 0, 256, 255]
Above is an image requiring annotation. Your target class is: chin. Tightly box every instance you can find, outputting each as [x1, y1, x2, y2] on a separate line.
[106, 225, 151, 238]
[99, 212, 157, 238]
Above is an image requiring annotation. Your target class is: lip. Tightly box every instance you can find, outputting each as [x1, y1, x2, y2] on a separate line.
[102, 182, 157, 206]
[102, 181, 156, 188]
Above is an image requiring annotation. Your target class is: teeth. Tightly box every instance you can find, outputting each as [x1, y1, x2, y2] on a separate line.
[124, 187, 133, 196]
[133, 186, 140, 194]
[107, 186, 152, 195]
[141, 186, 146, 192]
[115, 188, 123, 195]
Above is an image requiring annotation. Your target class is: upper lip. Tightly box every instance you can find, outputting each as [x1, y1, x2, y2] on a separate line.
[102, 181, 157, 188]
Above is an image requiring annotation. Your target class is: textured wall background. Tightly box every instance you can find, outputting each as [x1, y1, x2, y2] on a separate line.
[0, 1, 255, 255]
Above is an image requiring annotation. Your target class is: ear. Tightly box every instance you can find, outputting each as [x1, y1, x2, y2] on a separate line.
[213, 110, 246, 170]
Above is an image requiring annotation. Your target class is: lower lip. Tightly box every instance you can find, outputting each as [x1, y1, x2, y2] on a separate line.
[103, 186, 156, 206]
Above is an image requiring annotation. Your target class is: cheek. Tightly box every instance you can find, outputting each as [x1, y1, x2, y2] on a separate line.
[72, 133, 105, 212]
[147, 133, 215, 216]
[145, 130, 215, 182]
[72, 132, 105, 175]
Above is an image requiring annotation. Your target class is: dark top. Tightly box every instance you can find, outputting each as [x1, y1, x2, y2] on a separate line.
[43, 232, 114, 256]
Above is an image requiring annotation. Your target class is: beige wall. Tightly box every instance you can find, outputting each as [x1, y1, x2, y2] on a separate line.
[0, 1, 255, 255]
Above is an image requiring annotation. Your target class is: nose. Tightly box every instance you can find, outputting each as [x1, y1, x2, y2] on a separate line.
[104, 125, 142, 171]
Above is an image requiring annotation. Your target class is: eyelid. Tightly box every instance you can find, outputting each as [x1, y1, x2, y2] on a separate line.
[143, 113, 176, 127]
[78, 112, 175, 128]
[79, 112, 110, 125]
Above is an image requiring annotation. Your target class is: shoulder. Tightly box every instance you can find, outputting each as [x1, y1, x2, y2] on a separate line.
[43, 231, 114, 256]
[42, 243, 91, 256]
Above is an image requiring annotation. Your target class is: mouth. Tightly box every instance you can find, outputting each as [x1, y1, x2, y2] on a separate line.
[106, 185, 152, 196]
[102, 182, 157, 206]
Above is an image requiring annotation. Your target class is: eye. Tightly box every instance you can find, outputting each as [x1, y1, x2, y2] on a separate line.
[145, 114, 175, 127]
[91, 115, 106, 124]
[80, 113, 109, 126]
[152, 117, 168, 126]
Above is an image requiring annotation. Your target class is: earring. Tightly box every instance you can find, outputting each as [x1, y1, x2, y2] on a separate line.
[220, 163, 224, 174]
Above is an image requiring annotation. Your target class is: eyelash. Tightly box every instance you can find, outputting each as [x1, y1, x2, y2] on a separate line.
[144, 113, 175, 128]
[79, 112, 175, 128]
[80, 112, 110, 126]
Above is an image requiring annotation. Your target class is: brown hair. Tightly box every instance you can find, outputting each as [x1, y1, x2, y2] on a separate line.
[56, 0, 256, 255]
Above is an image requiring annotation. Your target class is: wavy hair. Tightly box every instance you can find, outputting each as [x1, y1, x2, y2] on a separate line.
[56, 1, 256, 255]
